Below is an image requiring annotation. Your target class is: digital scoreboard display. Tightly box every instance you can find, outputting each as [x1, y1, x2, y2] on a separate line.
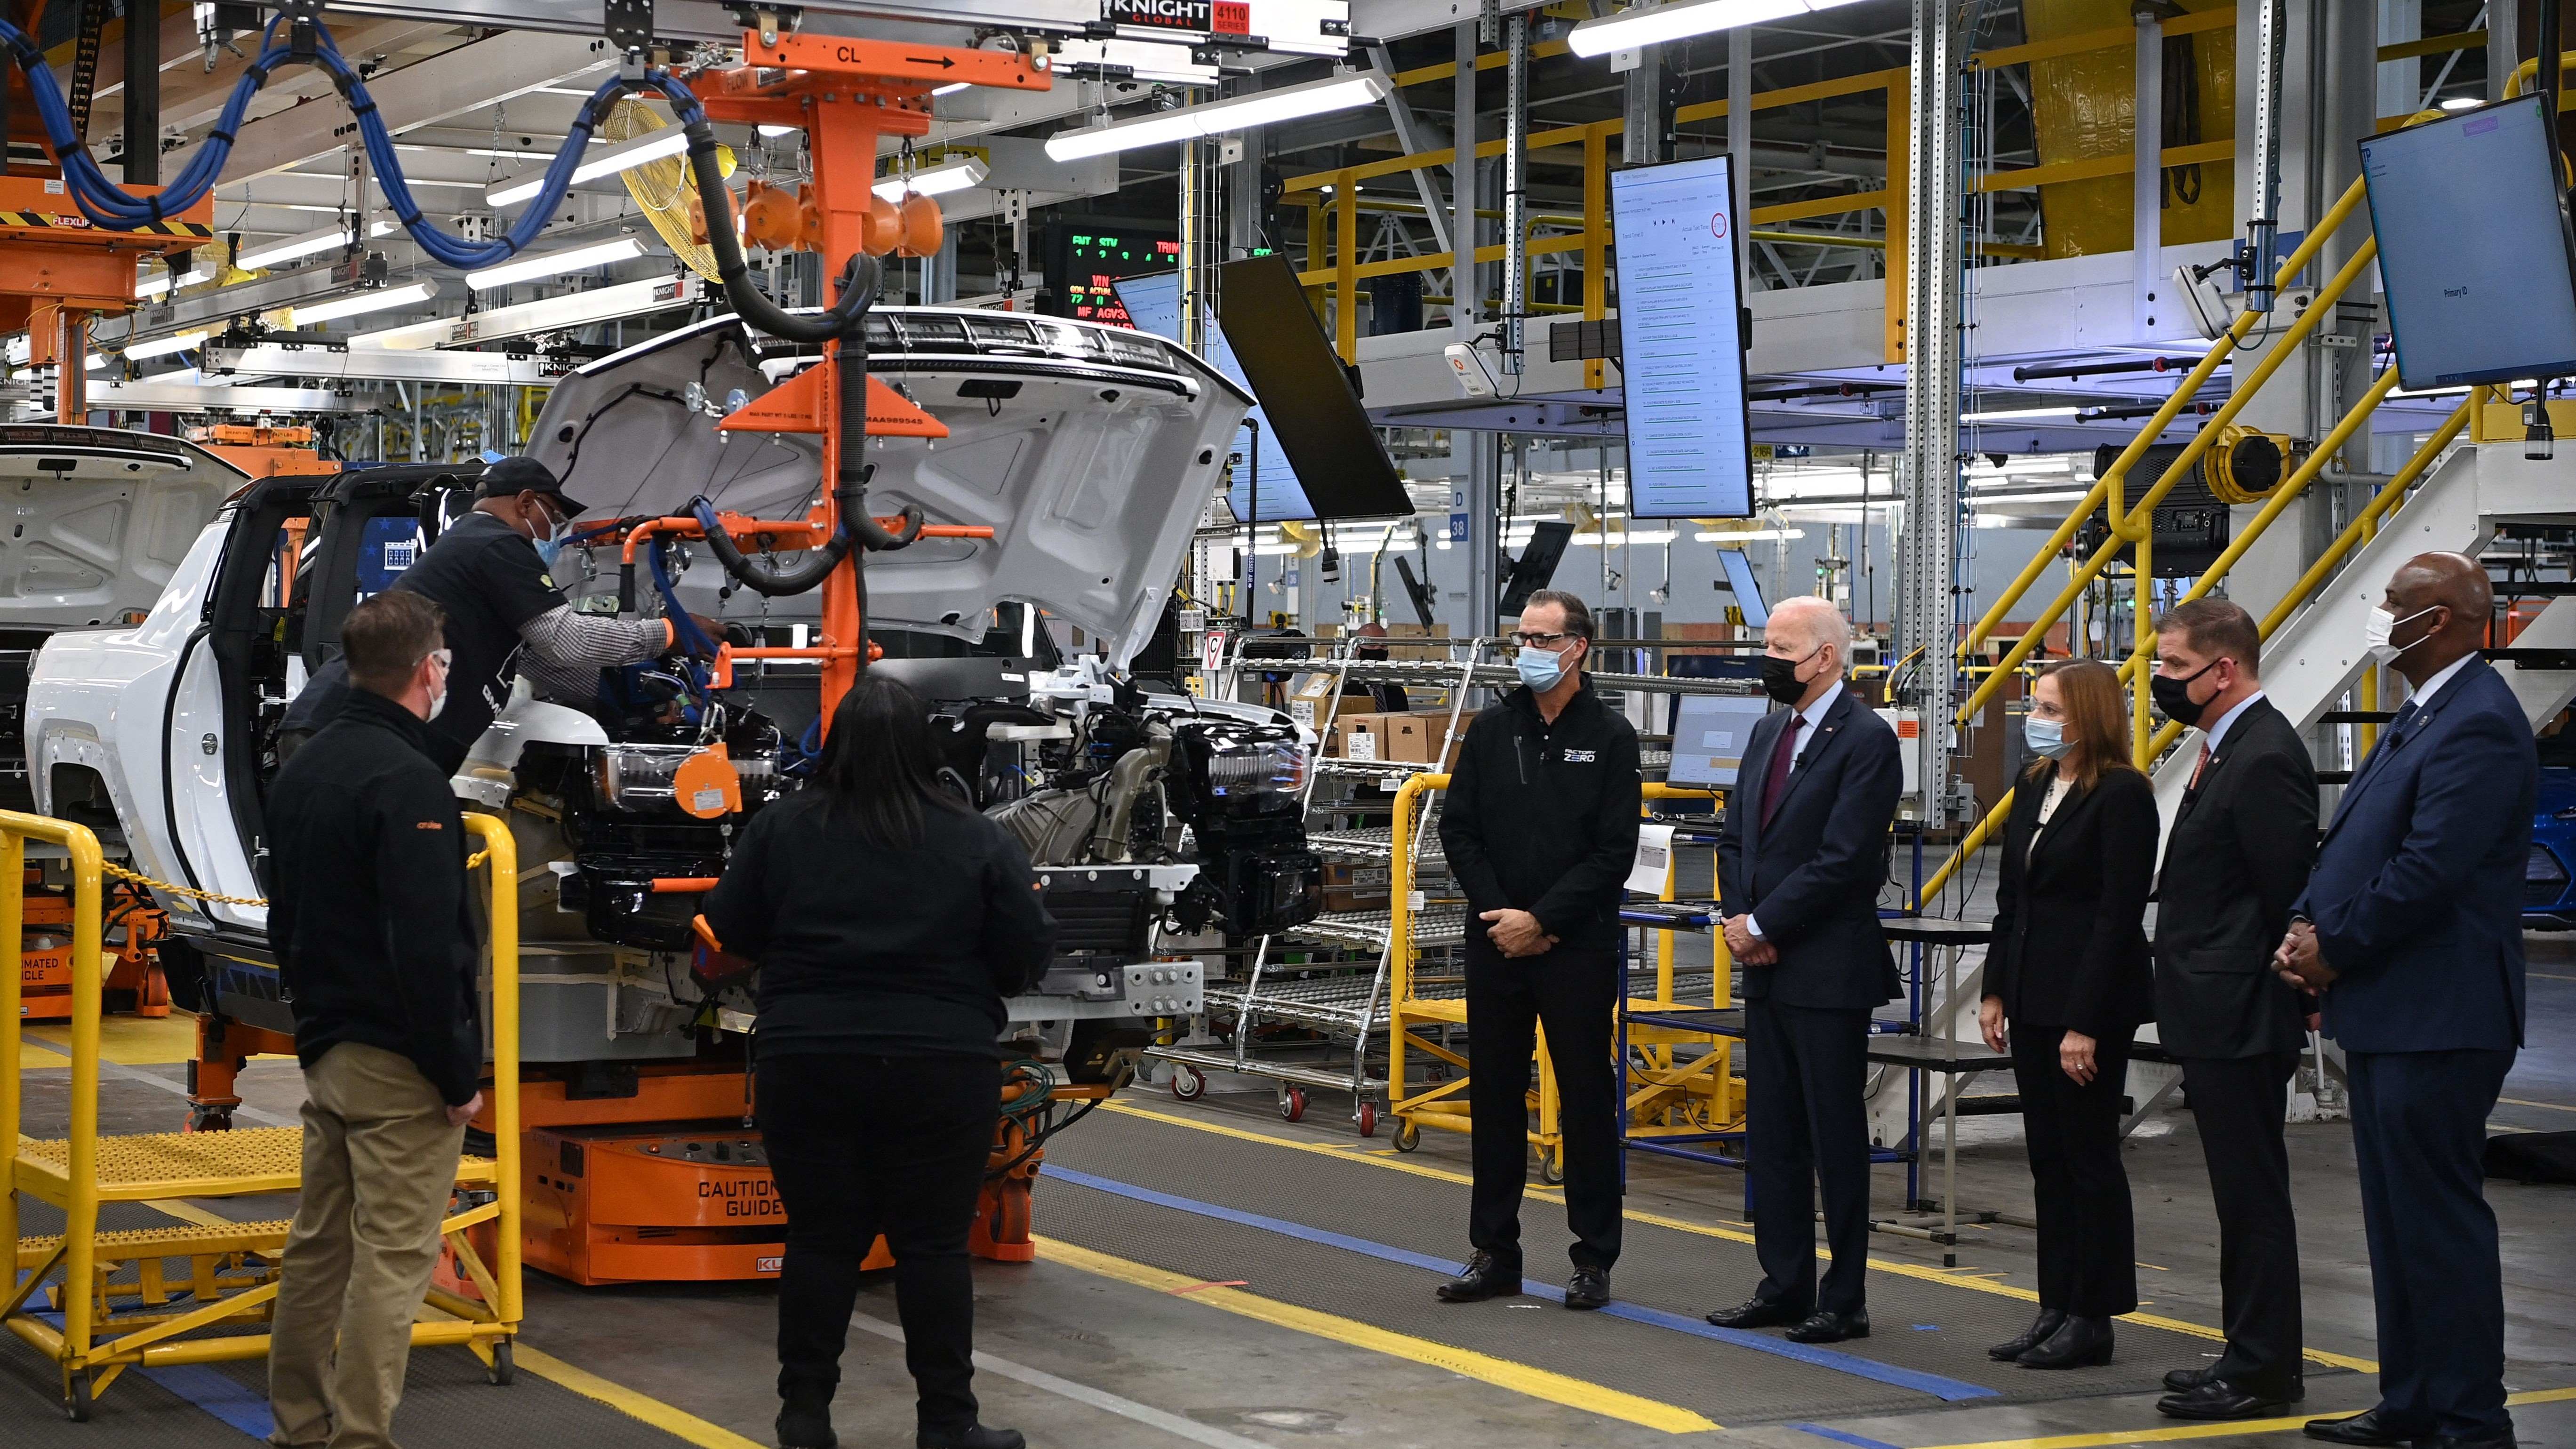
[1045, 221, 1182, 327]
[1608, 153, 1754, 519]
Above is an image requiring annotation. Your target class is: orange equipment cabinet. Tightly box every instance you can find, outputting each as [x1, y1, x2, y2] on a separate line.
[18, 883, 167, 1022]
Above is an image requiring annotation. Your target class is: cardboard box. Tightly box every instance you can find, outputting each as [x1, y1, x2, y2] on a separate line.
[1385, 711, 1464, 768]
[1382, 622, 1453, 661]
[1285, 672, 1337, 733]
[1333, 712, 1396, 761]
[1322, 862, 1392, 913]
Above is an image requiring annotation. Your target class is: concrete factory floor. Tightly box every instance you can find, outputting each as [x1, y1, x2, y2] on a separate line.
[8, 942, 2574, 1449]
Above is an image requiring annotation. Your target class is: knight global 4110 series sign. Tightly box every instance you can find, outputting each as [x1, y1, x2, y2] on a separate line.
[1109, 0, 1249, 31]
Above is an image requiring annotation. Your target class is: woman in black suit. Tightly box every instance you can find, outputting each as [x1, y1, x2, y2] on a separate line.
[1980, 657, 2157, 1369]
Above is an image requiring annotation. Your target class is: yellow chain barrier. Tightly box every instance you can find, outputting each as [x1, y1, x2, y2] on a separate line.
[102, 852, 492, 909]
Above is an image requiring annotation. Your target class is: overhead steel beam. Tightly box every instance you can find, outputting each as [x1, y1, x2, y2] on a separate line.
[91, 378, 370, 413]
[205, 342, 557, 385]
[218, 31, 621, 184]
[313, 0, 1092, 40]
[1365, 43, 1451, 257]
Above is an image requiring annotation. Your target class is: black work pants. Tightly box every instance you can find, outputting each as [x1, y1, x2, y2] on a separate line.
[2010, 1023, 2136, 1318]
[1464, 943, 1622, 1273]
[1744, 998, 1873, 1316]
[2180, 1051, 2303, 1397]
[2348, 1046, 2515, 1442]
[757, 1051, 1000, 1433]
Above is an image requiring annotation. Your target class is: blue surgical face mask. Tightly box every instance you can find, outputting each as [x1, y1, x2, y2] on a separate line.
[1516, 644, 1567, 692]
[2024, 715, 2071, 760]
[530, 504, 571, 570]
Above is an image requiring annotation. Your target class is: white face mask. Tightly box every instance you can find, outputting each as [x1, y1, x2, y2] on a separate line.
[2364, 604, 2437, 666]
[424, 648, 452, 721]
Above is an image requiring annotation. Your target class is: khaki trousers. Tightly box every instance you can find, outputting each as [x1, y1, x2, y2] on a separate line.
[267, 1043, 467, 1449]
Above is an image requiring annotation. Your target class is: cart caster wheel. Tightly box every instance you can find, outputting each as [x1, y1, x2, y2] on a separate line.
[1393, 1121, 1422, 1153]
[1539, 1154, 1567, 1186]
[487, 1340, 516, 1387]
[63, 1375, 91, 1421]
[1356, 1100, 1377, 1137]
[1171, 1067, 1207, 1102]
[1278, 1087, 1307, 1123]
[186, 1106, 233, 1133]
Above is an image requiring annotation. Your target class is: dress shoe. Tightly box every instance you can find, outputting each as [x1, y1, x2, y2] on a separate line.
[1785, 1309, 1870, 1344]
[1564, 1266, 1610, 1311]
[776, 1387, 836, 1449]
[1435, 1250, 1522, 1303]
[2156, 1381, 2297, 1420]
[2412, 1431, 2516, 1449]
[1704, 1297, 1806, 1330]
[1989, 1308, 2066, 1362]
[2302, 1408, 2422, 1446]
[2016, 1315, 2114, 1369]
[2163, 1364, 2219, 1393]
[917, 1426, 1024, 1449]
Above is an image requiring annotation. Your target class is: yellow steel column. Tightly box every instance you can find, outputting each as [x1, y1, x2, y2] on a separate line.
[1583, 124, 1608, 391]
[1883, 79, 1909, 363]
[0, 829, 21, 1293]
[1336, 172, 1360, 362]
[465, 814, 523, 1329]
[2133, 530, 2154, 766]
[63, 823, 103, 1375]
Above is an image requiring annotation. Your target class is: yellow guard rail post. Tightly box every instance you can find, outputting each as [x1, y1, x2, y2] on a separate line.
[1, 810, 523, 1417]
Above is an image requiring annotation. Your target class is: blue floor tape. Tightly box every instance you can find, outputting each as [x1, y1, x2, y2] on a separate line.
[1789, 1424, 1905, 1449]
[1046, 1165, 1998, 1402]
[139, 1364, 275, 1439]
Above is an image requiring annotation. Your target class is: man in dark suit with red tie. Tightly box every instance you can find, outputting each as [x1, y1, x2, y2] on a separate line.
[1704, 596, 1903, 1345]
[2146, 599, 2318, 1421]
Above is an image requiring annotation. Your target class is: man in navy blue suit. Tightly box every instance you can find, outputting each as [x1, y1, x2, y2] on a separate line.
[1704, 596, 1903, 1345]
[2278, 552, 2531, 1449]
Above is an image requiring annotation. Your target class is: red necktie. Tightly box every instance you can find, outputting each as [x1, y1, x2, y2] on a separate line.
[2189, 740, 2212, 790]
[1761, 713, 1805, 828]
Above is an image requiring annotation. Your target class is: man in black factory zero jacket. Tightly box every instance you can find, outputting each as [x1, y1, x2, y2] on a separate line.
[1434, 591, 1642, 1313]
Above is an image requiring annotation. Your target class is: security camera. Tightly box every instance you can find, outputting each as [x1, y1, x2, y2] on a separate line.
[1444, 342, 1497, 398]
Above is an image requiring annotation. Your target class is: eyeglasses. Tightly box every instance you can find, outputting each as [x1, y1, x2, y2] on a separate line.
[1509, 631, 1574, 648]
[426, 648, 452, 673]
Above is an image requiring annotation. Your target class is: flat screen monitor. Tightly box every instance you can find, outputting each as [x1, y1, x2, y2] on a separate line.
[1499, 520, 1575, 616]
[1716, 548, 1769, 626]
[1610, 153, 1754, 518]
[1667, 694, 1775, 790]
[1212, 254, 1416, 520]
[2361, 93, 2576, 390]
[1114, 270, 1316, 522]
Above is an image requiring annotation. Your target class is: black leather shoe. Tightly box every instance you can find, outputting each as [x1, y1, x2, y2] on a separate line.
[2016, 1315, 2113, 1369]
[1989, 1308, 2066, 1362]
[1564, 1266, 1609, 1311]
[2304, 1408, 2422, 1445]
[2412, 1431, 2516, 1449]
[776, 1388, 835, 1449]
[1704, 1297, 1805, 1329]
[917, 1426, 1024, 1449]
[2164, 1364, 2219, 1393]
[1435, 1250, 1522, 1303]
[2157, 1381, 2296, 1420]
[1785, 1309, 1870, 1344]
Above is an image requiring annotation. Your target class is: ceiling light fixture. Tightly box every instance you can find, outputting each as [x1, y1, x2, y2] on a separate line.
[873, 156, 989, 201]
[1694, 528, 1809, 542]
[136, 268, 212, 299]
[465, 237, 648, 292]
[485, 128, 691, 208]
[287, 281, 438, 328]
[124, 329, 211, 360]
[1961, 405, 2082, 422]
[235, 223, 360, 271]
[1567, 0, 1868, 59]
[1044, 72, 1390, 162]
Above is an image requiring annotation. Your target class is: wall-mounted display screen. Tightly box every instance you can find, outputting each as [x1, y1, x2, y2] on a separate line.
[2362, 93, 2576, 390]
[1114, 269, 1317, 522]
[1609, 153, 1754, 518]
[1043, 219, 1181, 327]
[1211, 254, 1414, 520]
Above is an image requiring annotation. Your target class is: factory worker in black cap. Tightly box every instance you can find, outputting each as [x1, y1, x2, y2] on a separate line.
[278, 455, 721, 776]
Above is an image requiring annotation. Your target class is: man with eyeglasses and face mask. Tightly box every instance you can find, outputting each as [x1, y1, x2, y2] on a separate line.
[1704, 595, 1902, 1346]
[277, 456, 722, 776]
[1434, 590, 1641, 1313]
[2278, 553, 2532, 1449]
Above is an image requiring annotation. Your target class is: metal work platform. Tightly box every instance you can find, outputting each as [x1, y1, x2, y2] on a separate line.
[1040, 1103, 2357, 1428]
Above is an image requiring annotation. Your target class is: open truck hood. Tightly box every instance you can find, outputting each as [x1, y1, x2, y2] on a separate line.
[526, 307, 1252, 664]
[0, 424, 244, 631]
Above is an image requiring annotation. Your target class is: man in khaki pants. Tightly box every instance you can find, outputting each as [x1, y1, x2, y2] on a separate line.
[264, 591, 484, 1449]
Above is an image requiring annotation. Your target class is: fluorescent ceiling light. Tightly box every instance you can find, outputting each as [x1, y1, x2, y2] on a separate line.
[1571, 529, 1679, 545]
[1695, 528, 1808, 542]
[486, 128, 689, 208]
[1961, 405, 2081, 422]
[353, 274, 702, 350]
[873, 157, 988, 202]
[236, 223, 357, 271]
[932, 82, 970, 97]
[1567, 0, 1868, 59]
[288, 281, 437, 328]
[2440, 96, 2480, 111]
[124, 330, 211, 360]
[1044, 72, 1390, 162]
[1975, 488, 2094, 504]
[466, 237, 648, 291]
[757, 124, 799, 138]
[136, 268, 211, 299]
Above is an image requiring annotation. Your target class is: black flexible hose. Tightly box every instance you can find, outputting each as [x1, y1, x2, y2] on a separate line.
[681, 120, 876, 344]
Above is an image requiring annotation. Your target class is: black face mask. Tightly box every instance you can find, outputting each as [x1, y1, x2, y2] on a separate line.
[1760, 647, 1821, 705]
[2150, 658, 2219, 728]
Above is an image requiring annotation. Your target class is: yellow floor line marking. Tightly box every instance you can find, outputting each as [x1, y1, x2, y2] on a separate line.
[28, 1012, 204, 1066]
[511, 1343, 766, 1449]
[16, 1037, 71, 1068]
[1907, 1385, 2576, 1449]
[2496, 1096, 2576, 1114]
[2527, 970, 2576, 983]
[141, 1199, 242, 1230]
[1032, 1234, 1721, 1435]
[1097, 1100, 2380, 1374]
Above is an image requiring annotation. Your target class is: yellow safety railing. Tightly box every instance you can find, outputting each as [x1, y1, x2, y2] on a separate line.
[1, 811, 522, 1415]
[1912, 80, 2564, 906]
